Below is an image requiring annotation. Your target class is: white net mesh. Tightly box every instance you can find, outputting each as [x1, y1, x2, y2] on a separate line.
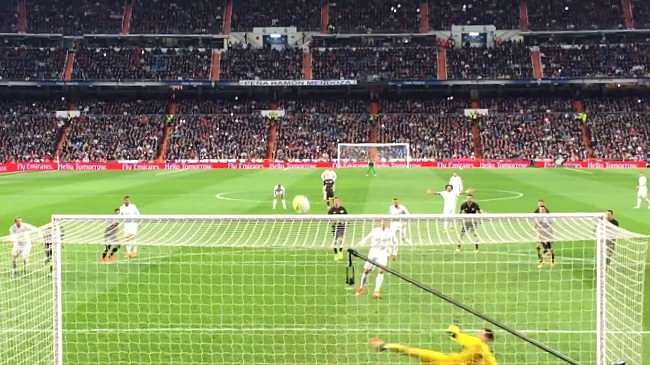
[0, 214, 646, 365]
[337, 143, 410, 167]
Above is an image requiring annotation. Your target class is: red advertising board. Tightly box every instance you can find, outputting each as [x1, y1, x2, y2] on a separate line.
[0, 159, 646, 173]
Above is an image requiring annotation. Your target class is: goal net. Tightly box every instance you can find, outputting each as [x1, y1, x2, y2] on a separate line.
[337, 143, 410, 168]
[0, 214, 646, 365]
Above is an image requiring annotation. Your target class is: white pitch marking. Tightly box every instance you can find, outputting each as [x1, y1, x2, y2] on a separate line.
[215, 192, 268, 204]
[478, 189, 525, 202]
[564, 168, 594, 175]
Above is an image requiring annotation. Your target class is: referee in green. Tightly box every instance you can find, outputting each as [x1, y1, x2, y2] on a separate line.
[366, 158, 377, 176]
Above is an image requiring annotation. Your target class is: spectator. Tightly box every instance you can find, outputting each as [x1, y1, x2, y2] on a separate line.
[167, 114, 268, 160]
[447, 41, 532, 80]
[0, 115, 60, 162]
[132, 0, 223, 34]
[73, 47, 210, 80]
[312, 46, 436, 80]
[0, 47, 66, 80]
[429, 0, 519, 30]
[0, 0, 17, 33]
[78, 99, 167, 115]
[529, 0, 624, 30]
[329, 0, 420, 33]
[220, 46, 303, 80]
[63, 115, 163, 161]
[27, 0, 123, 34]
[632, 0, 650, 29]
[232, 0, 320, 31]
[590, 112, 649, 160]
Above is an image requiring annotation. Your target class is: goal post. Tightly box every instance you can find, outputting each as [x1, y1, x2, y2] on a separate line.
[1, 213, 647, 365]
[337, 143, 411, 168]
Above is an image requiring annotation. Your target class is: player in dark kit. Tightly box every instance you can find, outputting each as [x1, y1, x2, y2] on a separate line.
[534, 205, 555, 268]
[100, 209, 121, 264]
[328, 197, 348, 261]
[605, 209, 619, 266]
[459, 194, 481, 252]
[323, 179, 336, 206]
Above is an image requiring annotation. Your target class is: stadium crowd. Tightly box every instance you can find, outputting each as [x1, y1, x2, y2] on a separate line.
[167, 114, 268, 160]
[312, 47, 437, 80]
[447, 41, 532, 80]
[479, 113, 585, 160]
[0, 115, 60, 161]
[26, 0, 123, 34]
[328, 0, 420, 33]
[528, 0, 625, 30]
[232, 0, 320, 31]
[220, 46, 303, 80]
[73, 47, 210, 80]
[428, 0, 519, 30]
[378, 114, 474, 159]
[541, 42, 650, 78]
[132, 0, 223, 34]
[63, 115, 163, 161]
[275, 113, 370, 160]
[0, 47, 66, 81]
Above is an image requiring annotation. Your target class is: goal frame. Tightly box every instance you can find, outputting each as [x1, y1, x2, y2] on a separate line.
[336, 142, 411, 168]
[47, 213, 645, 365]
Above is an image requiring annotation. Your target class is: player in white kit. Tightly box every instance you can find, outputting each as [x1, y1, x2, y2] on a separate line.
[389, 198, 410, 252]
[119, 196, 141, 258]
[355, 221, 396, 299]
[448, 172, 464, 198]
[428, 185, 459, 230]
[635, 172, 649, 209]
[9, 217, 38, 276]
[272, 184, 287, 210]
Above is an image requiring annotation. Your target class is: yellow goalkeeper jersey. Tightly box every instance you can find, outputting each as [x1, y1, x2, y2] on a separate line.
[383, 330, 498, 365]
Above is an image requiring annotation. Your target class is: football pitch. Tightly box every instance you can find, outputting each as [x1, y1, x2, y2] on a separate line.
[0, 168, 648, 364]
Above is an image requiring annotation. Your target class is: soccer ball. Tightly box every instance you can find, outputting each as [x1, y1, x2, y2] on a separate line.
[292, 195, 310, 214]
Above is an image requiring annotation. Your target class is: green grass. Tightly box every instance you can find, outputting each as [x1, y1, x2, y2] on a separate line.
[0, 168, 648, 364]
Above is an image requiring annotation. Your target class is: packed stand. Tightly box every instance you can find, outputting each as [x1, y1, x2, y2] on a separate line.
[73, 47, 210, 80]
[428, 0, 519, 30]
[380, 97, 465, 114]
[447, 41, 532, 80]
[540, 43, 650, 78]
[0, 99, 64, 115]
[587, 96, 650, 160]
[0, 0, 16, 33]
[232, 0, 320, 31]
[632, 0, 650, 29]
[480, 97, 574, 113]
[312, 47, 436, 80]
[275, 113, 369, 160]
[77, 99, 167, 115]
[378, 114, 473, 159]
[329, 0, 420, 33]
[589, 113, 649, 160]
[168, 114, 268, 160]
[220, 46, 302, 80]
[63, 115, 163, 161]
[132, 0, 222, 34]
[0, 47, 66, 81]
[480, 113, 585, 160]
[0, 115, 60, 162]
[178, 97, 272, 115]
[280, 98, 368, 114]
[528, 0, 624, 30]
[27, 0, 123, 34]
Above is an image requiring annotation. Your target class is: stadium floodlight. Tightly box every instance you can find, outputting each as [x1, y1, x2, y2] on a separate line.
[0, 213, 646, 365]
[337, 143, 411, 168]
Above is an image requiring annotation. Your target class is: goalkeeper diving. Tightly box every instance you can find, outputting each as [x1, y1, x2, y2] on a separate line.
[369, 324, 498, 365]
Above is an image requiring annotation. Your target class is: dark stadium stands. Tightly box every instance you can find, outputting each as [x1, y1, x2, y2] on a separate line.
[329, 0, 420, 33]
[232, 0, 320, 31]
[0, 47, 66, 81]
[63, 115, 163, 161]
[0, 0, 17, 33]
[428, 0, 519, 30]
[275, 113, 370, 160]
[73, 47, 210, 80]
[312, 46, 437, 80]
[220, 46, 303, 81]
[167, 115, 268, 160]
[27, 0, 123, 34]
[378, 114, 474, 159]
[447, 41, 532, 80]
[0, 115, 60, 161]
[528, 0, 625, 30]
[132, 0, 223, 34]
